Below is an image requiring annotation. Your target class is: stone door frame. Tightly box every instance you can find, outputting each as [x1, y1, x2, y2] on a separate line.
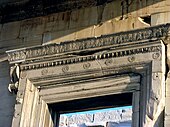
[7, 24, 169, 127]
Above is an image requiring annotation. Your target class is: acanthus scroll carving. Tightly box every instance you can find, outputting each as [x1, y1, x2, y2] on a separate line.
[8, 64, 20, 94]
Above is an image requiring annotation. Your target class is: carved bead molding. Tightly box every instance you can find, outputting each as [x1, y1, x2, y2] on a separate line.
[20, 45, 161, 71]
[6, 24, 170, 64]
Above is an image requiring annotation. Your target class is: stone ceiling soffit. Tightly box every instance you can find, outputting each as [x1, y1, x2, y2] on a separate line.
[37, 73, 140, 89]
[0, 0, 114, 23]
[39, 73, 141, 103]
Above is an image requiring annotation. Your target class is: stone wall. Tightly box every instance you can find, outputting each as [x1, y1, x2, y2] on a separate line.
[0, 0, 170, 127]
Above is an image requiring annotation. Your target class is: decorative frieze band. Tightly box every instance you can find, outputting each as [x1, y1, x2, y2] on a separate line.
[6, 24, 170, 63]
[20, 45, 161, 71]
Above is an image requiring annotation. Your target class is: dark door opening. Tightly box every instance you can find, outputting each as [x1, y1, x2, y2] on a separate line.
[49, 92, 133, 127]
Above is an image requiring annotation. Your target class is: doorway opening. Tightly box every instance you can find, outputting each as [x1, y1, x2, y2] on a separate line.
[49, 92, 133, 127]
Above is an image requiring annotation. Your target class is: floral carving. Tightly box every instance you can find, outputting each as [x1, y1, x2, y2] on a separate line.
[105, 59, 113, 66]
[62, 66, 69, 73]
[128, 56, 135, 62]
[83, 63, 91, 69]
[152, 52, 160, 59]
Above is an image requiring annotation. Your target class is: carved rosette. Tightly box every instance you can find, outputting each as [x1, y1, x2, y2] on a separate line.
[105, 59, 113, 66]
[83, 63, 91, 69]
[152, 52, 160, 59]
[128, 56, 135, 63]
[62, 66, 69, 73]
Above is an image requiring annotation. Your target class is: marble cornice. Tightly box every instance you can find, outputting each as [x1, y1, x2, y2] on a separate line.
[20, 44, 161, 71]
[6, 24, 170, 64]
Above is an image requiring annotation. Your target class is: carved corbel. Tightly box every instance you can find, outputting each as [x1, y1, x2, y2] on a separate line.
[8, 64, 20, 94]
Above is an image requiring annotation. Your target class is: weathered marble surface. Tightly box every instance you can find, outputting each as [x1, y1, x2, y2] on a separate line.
[0, 0, 170, 127]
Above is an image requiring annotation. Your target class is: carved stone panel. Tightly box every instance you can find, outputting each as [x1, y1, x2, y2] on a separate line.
[6, 24, 167, 127]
